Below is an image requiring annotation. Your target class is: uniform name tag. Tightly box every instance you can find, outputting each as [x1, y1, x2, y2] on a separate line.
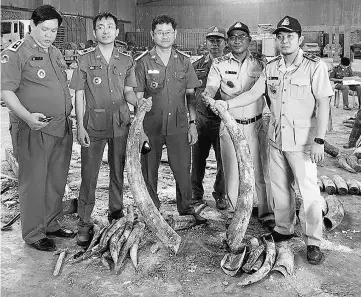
[268, 77, 279, 80]
[148, 69, 159, 74]
[31, 57, 43, 61]
[89, 65, 102, 70]
[225, 71, 237, 74]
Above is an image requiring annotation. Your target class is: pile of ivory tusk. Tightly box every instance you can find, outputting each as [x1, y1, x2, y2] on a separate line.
[69, 205, 145, 274]
[319, 175, 361, 195]
[221, 236, 294, 286]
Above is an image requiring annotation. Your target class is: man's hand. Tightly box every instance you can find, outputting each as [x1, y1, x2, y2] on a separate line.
[188, 123, 198, 145]
[137, 96, 152, 112]
[77, 125, 90, 147]
[310, 143, 324, 163]
[25, 113, 49, 130]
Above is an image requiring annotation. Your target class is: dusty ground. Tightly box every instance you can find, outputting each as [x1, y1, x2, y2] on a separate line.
[1, 83, 361, 296]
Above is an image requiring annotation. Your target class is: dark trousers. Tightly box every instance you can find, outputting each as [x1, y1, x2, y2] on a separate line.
[141, 133, 192, 214]
[17, 126, 73, 244]
[349, 108, 361, 146]
[191, 112, 225, 202]
[335, 84, 361, 107]
[78, 135, 128, 232]
[9, 111, 20, 160]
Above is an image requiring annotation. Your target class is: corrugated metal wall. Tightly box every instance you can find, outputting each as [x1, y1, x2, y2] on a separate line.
[135, 0, 361, 32]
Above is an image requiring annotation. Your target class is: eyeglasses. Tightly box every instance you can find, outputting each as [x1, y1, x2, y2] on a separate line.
[228, 35, 249, 42]
[275, 34, 297, 41]
[96, 25, 117, 31]
[154, 31, 175, 37]
[207, 38, 224, 44]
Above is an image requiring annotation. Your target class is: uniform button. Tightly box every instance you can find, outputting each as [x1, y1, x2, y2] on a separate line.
[282, 101, 285, 104]
[282, 126, 285, 128]
[109, 78, 111, 81]
[283, 89, 286, 91]
[110, 90, 113, 92]
[282, 113, 285, 116]
[168, 113, 171, 116]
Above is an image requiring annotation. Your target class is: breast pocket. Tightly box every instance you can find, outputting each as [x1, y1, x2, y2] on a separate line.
[176, 107, 188, 128]
[28, 60, 50, 81]
[267, 80, 281, 100]
[195, 69, 207, 88]
[146, 73, 165, 95]
[290, 78, 311, 100]
[87, 109, 107, 131]
[174, 70, 187, 91]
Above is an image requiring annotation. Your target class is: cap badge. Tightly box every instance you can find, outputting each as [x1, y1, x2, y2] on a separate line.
[93, 77, 102, 85]
[37, 69, 46, 79]
[213, 27, 219, 32]
[234, 22, 242, 28]
[281, 18, 290, 26]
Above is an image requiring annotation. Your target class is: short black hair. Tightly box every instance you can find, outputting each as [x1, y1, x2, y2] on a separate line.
[31, 5, 63, 27]
[152, 15, 177, 31]
[341, 57, 351, 66]
[93, 12, 118, 30]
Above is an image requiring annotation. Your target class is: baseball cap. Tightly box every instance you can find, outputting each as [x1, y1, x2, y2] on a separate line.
[227, 22, 250, 36]
[206, 26, 227, 39]
[273, 16, 302, 34]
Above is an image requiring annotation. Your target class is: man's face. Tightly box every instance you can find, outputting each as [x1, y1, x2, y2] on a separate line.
[206, 36, 226, 56]
[93, 17, 119, 45]
[227, 29, 251, 55]
[151, 23, 176, 49]
[275, 31, 303, 56]
[30, 19, 59, 49]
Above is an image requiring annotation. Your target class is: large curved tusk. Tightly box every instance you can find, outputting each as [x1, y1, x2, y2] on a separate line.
[323, 195, 345, 232]
[203, 95, 254, 254]
[126, 107, 181, 254]
[220, 247, 247, 276]
[242, 243, 265, 273]
[237, 236, 276, 287]
[271, 241, 295, 276]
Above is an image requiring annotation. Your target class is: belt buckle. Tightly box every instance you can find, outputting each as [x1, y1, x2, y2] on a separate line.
[239, 117, 249, 125]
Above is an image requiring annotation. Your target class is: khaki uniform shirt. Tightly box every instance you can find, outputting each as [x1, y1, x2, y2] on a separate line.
[258, 49, 334, 151]
[135, 47, 199, 136]
[70, 46, 137, 138]
[192, 54, 222, 119]
[329, 64, 354, 79]
[1, 34, 72, 137]
[206, 51, 266, 120]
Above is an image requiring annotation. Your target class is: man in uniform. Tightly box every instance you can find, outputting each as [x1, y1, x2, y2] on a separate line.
[219, 16, 334, 265]
[1, 5, 74, 251]
[191, 26, 227, 210]
[202, 21, 274, 228]
[70, 12, 151, 246]
[135, 15, 206, 223]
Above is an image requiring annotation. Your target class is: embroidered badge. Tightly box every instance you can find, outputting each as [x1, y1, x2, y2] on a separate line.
[234, 22, 242, 28]
[89, 65, 102, 70]
[150, 81, 158, 89]
[281, 18, 290, 26]
[269, 84, 277, 94]
[93, 77, 102, 85]
[148, 69, 160, 74]
[226, 81, 235, 88]
[213, 27, 219, 32]
[37, 69, 46, 78]
[1, 54, 9, 64]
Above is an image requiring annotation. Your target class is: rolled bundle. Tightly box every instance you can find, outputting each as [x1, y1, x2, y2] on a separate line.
[331, 175, 348, 195]
[319, 176, 336, 195]
[346, 179, 360, 195]
[323, 195, 345, 232]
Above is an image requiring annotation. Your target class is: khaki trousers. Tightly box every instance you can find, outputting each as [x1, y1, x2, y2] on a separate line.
[269, 145, 324, 246]
[219, 119, 273, 221]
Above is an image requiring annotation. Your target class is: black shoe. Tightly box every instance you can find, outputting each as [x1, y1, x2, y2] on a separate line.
[261, 219, 276, 230]
[343, 106, 351, 110]
[180, 209, 207, 225]
[307, 245, 324, 265]
[215, 196, 227, 210]
[270, 230, 294, 242]
[108, 210, 125, 223]
[28, 238, 56, 252]
[252, 207, 259, 217]
[46, 227, 75, 238]
[77, 231, 92, 247]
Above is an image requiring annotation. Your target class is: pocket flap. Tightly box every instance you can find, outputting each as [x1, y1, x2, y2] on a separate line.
[293, 119, 315, 128]
[290, 78, 310, 86]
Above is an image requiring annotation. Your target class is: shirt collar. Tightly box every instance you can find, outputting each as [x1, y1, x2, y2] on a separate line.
[229, 51, 250, 64]
[25, 33, 49, 53]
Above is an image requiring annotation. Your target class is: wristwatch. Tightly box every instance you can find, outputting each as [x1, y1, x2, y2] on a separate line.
[189, 120, 196, 125]
[314, 138, 325, 145]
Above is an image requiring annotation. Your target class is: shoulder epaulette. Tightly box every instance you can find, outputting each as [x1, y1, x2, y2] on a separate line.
[8, 39, 25, 52]
[250, 52, 267, 63]
[77, 47, 95, 56]
[303, 53, 320, 62]
[175, 49, 190, 58]
[135, 50, 149, 61]
[213, 55, 230, 64]
[117, 48, 131, 57]
[266, 55, 281, 64]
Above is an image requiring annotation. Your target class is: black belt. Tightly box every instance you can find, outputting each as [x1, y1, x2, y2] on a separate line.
[235, 114, 262, 125]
